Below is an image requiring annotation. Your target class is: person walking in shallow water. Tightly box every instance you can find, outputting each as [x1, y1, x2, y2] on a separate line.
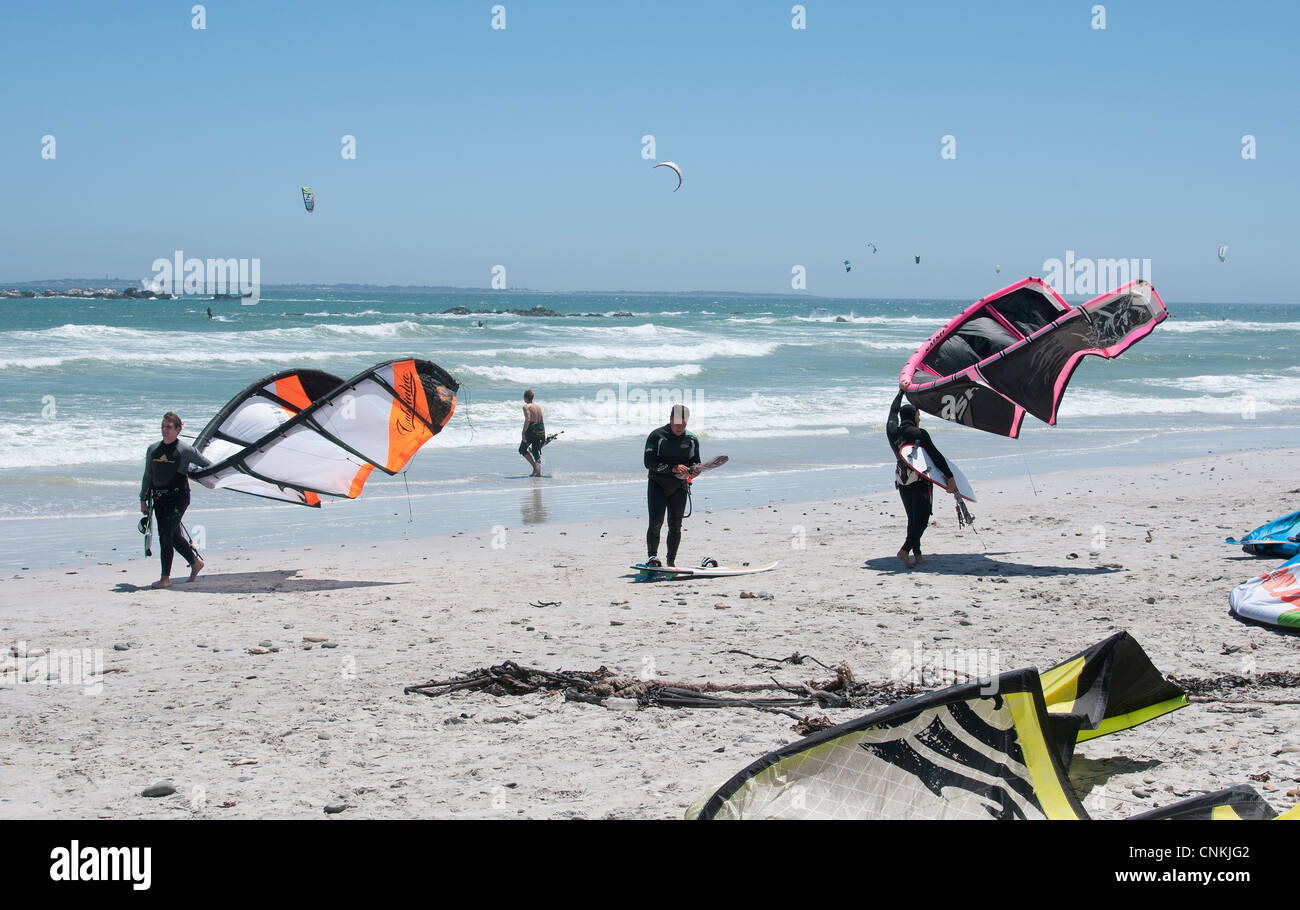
[140, 412, 210, 588]
[519, 389, 546, 477]
[885, 390, 955, 569]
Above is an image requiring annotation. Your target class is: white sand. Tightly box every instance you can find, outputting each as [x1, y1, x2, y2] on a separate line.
[3, 449, 1299, 819]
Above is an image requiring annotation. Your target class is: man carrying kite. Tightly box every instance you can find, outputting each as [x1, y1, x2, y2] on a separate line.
[886, 389, 956, 568]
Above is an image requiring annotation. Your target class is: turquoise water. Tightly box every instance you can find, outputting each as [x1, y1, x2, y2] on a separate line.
[1, 286, 1297, 570]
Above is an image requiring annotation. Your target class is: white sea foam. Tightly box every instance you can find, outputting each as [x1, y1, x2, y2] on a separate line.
[1159, 319, 1300, 334]
[1140, 373, 1300, 396]
[727, 314, 948, 327]
[455, 364, 705, 385]
[1056, 388, 1293, 418]
[313, 320, 433, 337]
[466, 339, 780, 361]
[710, 426, 852, 440]
[0, 349, 378, 371]
[0, 416, 148, 468]
[531, 322, 686, 338]
[856, 339, 924, 351]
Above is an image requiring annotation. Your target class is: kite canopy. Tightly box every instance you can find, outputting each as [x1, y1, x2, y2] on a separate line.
[1130, 784, 1285, 820]
[192, 359, 458, 506]
[1226, 510, 1300, 558]
[900, 277, 1167, 437]
[1230, 552, 1300, 632]
[652, 161, 682, 192]
[301, 186, 315, 213]
[687, 633, 1202, 820]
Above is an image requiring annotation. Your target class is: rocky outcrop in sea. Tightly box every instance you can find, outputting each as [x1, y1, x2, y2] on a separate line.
[0, 287, 174, 299]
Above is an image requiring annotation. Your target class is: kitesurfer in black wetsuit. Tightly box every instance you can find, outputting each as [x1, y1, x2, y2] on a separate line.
[140, 411, 211, 588]
[643, 404, 701, 567]
[519, 389, 546, 477]
[886, 390, 955, 569]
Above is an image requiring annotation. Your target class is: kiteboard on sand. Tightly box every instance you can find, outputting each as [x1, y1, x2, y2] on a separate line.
[632, 559, 778, 581]
[689, 454, 728, 477]
[898, 444, 976, 502]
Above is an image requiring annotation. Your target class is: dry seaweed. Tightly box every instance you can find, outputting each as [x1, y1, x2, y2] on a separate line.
[405, 659, 929, 730]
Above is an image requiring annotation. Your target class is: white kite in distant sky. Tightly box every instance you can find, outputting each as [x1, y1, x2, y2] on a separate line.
[653, 161, 682, 192]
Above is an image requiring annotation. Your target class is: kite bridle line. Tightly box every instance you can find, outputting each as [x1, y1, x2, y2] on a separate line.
[1020, 441, 1038, 497]
[954, 495, 987, 552]
[461, 385, 475, 441]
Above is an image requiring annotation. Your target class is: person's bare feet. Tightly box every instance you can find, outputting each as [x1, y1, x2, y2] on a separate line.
[913, 553, 924, 566]
[896, 548, 914, 569]
[151, 577, 172, 589]
[188, 559, 204, 582]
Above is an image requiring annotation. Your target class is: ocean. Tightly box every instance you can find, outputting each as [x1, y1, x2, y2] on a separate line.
[1, 285, 1297, 571]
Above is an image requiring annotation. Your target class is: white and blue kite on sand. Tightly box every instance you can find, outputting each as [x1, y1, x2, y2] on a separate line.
[1230, 552, 1300, 632]
[1227, 510, 1300, 559]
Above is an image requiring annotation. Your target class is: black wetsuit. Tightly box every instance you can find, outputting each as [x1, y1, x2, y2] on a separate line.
[886, 391, 953, 556]
[644, 424, 701, 564]
[519, 420, 546, 462]
[140, 439, 210, 576]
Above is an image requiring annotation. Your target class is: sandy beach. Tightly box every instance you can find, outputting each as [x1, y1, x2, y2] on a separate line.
[3, 449, 1298, 820]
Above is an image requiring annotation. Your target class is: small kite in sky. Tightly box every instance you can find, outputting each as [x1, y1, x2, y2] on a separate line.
[653, 161, 682, 192]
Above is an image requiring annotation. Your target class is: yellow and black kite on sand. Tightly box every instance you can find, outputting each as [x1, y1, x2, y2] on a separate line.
[688, 632, 1296, 820]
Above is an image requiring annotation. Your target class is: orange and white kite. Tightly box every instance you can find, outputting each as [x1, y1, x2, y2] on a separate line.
[192, 360, 458, 506]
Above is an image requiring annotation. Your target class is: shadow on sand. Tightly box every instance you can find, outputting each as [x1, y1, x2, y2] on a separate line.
[112, 569, 404, 594]
[1068, 755, 1164, 806]
[861, 552, 1125, 577]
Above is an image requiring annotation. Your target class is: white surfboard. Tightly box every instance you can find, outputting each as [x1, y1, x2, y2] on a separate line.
[898, 444, 976, 502]
[631, 560, 777, 579]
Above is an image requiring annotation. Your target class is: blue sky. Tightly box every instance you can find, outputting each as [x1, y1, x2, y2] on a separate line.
[2, 0, 1297, 300]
